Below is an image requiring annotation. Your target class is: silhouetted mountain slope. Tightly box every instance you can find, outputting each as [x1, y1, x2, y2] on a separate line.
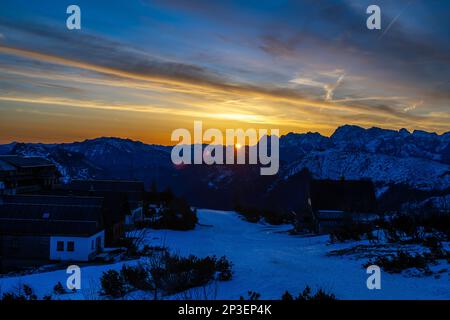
[2, 125, 449, 211]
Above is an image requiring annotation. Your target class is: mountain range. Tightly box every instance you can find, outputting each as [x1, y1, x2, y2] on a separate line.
[1, 125, 449, 212]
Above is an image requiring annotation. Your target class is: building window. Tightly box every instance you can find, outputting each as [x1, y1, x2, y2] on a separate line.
[67, 241, 75, 252]
[57, 241, 64, 252]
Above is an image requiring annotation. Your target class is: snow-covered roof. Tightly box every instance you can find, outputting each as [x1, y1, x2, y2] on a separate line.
[0, 155, 54, 168]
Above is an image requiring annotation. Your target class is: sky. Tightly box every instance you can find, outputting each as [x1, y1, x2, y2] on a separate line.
[0, 0, 449, 144]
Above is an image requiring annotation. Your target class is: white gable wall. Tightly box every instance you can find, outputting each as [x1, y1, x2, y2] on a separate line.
[49, 230, 104, 261]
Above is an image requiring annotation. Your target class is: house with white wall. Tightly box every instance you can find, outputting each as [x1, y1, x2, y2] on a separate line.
[62, 179, 146, 244]
[49, 230, 104, 261]
[0, 195, 106, 269]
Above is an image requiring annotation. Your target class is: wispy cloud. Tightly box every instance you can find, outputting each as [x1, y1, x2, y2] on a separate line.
[0, 44, 424, 123]
[290, 70, 345, 101]
[0, 40, 445, 135]
[0, 1, 449, 144]
[324, 73, 345, 101]
[404, 100, 423, 113]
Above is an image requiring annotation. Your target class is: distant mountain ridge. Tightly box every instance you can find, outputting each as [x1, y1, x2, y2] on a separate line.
[2, 125, 449, 211]
[282, 125, 450, 191]
[281, 125, 450, 164]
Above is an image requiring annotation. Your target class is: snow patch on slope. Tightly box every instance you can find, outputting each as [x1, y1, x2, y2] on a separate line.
[286, 150, 450, 190]
[1, 209, 448, 300]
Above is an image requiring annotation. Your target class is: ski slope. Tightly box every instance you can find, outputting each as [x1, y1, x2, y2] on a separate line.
[0, 209, 448, 299]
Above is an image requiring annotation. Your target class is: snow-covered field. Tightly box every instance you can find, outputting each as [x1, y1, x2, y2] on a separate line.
[0, 209, 448, 300]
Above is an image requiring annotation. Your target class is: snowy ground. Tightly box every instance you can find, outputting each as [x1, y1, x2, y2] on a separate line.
[0, 209, 448, 300]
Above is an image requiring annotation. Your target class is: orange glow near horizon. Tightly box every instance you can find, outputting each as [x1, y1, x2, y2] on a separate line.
[1, 19, 449, 145]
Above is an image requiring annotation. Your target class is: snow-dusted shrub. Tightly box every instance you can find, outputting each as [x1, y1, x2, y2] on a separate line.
[281, 291, 294, 300]
[161, 254, 216, 294]
[53, 281, 66, 295]
[120, 229, 150, 257]
[235, 205, 292, 225]
[1, 284, 37, 301]
[282, 286, 336, 301]
[215, 256, 233, 281]
[301, 288, 336, 301]
[423, 237, 450, 262]
[381, 212, 450, 243]
[144, 252, 233, 295]
[329, 223, 375, 242]
[120, 264, 152, 291]
[363, 250, 430, 273]
[151, 198, 198, 231]
[236, 207, 260, 223]
[100, 270, 126, 298]
[381, 214, 426, 243]
[240, 291, 261, 300]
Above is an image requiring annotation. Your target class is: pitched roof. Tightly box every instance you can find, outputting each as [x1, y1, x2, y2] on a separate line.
[310, 179, 377, 213]
[0, 198, 104, 236]
[0, 155, 54, 168]
[0, 219, 101, 237]
[65, 180, 144, 210]
[68, 180, 144, 193]
[0, 194, 103, 207]
[0, 203, 103, 222]
[0, 159, 17, 172]
[31, 189, 129, 224]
